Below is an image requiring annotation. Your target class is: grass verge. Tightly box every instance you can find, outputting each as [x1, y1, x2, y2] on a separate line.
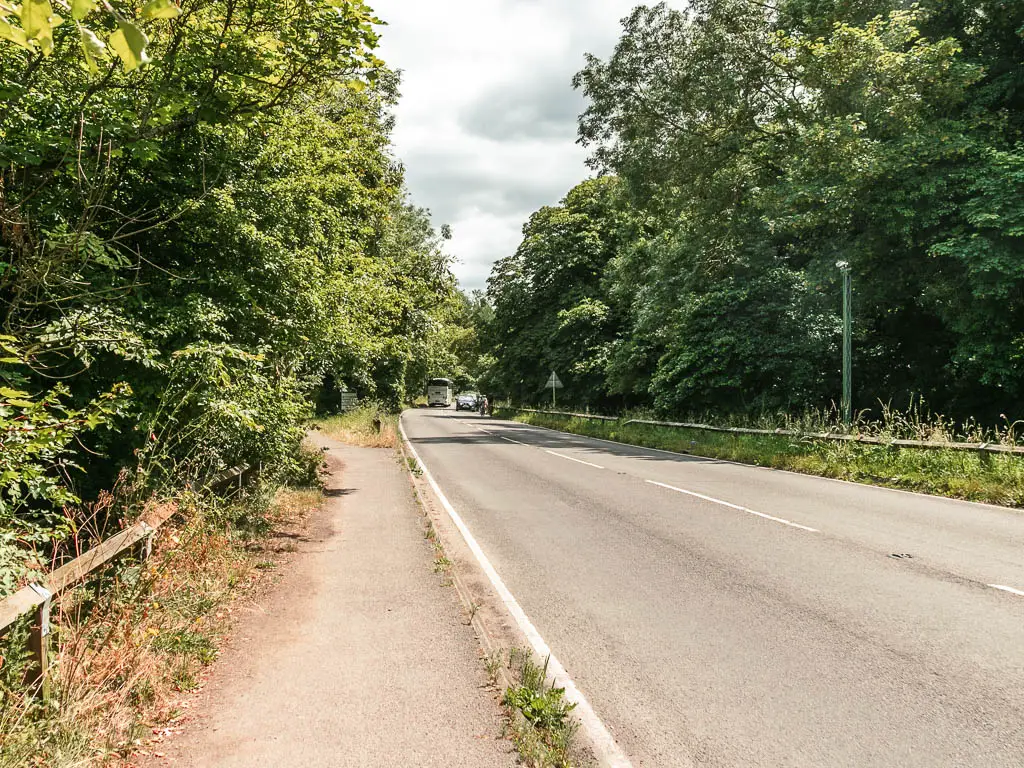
[502, 410, 1024, 508]
[314, 405, 398, 448]
[0, 483, 323, 767]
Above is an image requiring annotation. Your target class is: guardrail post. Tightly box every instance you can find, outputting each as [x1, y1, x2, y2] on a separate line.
[26, 584, 53, 700]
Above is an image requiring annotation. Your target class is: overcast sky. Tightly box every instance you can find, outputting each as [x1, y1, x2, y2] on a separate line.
[368, 1, 655, 291]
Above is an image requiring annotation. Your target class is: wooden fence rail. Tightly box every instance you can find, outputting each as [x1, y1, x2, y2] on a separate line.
[506, 408, 1024, 456]
[0, 464, 249, 697]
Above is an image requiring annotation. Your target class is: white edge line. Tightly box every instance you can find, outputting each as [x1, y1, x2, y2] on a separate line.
[400, 416, 634, 768]
[989, 584, 1024, 597]
[511, 420, 1020, 513]
[646, 480, 819, 533]
[546, 450, 605, 469]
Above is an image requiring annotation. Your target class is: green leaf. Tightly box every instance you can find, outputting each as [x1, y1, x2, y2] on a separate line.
[19, 0, 60, 55]
[71, 0, 97, 21]
[141, 0, 180, 20]
[108, 19, 150, 71]
[0, 19, 31, 50]
[19, 0, 51, 39]
[0, 387, 29, 398]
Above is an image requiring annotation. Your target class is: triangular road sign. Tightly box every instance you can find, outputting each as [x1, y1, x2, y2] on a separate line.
[546, 371, 563, 389]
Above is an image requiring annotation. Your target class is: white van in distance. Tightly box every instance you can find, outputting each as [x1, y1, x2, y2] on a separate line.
[426, 378, 454, 407]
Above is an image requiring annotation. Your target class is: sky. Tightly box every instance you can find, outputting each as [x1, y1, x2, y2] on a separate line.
[368, 1, 654, 291]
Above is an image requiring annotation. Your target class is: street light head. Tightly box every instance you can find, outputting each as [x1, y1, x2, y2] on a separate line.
[836, 260, 850, 271]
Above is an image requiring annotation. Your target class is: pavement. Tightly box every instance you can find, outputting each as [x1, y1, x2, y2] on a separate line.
[402, 408, 1024, 768]
[144, 433, 516, 768]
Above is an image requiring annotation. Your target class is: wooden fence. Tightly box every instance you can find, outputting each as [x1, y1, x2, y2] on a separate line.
[0, 465, 249, 697]
[507, 408, 1024, 456]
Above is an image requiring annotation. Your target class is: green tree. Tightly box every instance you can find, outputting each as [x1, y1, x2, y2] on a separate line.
[486, 177, 626, 407]
[0, 0, 466, 587]
[561, 0, 1022, 420]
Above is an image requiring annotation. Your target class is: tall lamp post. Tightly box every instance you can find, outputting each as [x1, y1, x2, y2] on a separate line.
[837, 261, 852, 427]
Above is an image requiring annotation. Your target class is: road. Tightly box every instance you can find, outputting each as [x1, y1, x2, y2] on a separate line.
[402, 408, 1024, 767]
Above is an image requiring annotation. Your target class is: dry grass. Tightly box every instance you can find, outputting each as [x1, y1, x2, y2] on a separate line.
[271, 487, 322, 528]
[315, 406, 398, 448]
[0, 485, 323, 768]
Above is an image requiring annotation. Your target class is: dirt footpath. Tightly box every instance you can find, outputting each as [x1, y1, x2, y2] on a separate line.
[142, 434, 515, 767]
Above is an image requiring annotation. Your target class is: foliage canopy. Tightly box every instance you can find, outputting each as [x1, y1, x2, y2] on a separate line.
[485, 0, 1024, 424]
[0, 0, 467, 590]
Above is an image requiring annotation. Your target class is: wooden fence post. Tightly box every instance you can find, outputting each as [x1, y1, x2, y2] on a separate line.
[0, 486, 206, 703]
[25, 584, 52, 700]
[140, 521, 155, 560]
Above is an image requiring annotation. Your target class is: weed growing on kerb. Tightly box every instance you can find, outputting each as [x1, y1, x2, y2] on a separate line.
[502, 649, 579, 768]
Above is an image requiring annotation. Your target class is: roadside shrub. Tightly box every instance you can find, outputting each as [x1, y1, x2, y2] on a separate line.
[142, 344, 311, 490]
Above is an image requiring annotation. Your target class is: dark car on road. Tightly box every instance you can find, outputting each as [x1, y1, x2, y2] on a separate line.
[455, 393, 479, 411]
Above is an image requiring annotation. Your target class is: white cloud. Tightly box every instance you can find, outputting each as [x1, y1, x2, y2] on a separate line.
[369, 0, 660, 290]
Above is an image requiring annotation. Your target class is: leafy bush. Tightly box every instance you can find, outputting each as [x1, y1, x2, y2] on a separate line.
[142, 344, 311, 489]
[505, 682, 577, 731]
[0, 348, 131, 595]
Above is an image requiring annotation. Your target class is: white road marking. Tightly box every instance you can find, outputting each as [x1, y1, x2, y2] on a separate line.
[460, 420, 532, 446]
[400, 419, 634, 768]
[646, 480, 819, 533]
[989, 584, 1024, 597]
[546, 450, 605, 469]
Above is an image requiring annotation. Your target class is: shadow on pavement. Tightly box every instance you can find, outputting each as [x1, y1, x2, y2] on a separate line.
[324, 487, 356, 498]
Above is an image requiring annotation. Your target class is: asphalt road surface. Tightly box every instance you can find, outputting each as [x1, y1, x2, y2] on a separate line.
[403, 408, 1024, 768]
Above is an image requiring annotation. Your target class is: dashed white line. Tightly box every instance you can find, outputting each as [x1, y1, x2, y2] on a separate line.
[645, 480, 819, 532]
[468, 418, 813, 531]
[464, 419, 1019, 605]
[545, 450, 605, 469]
[461, 420, 532, 446]
[461, 420, 539, 447]
[399, 418, 635, 768]
[989, 584, 1024, 597]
